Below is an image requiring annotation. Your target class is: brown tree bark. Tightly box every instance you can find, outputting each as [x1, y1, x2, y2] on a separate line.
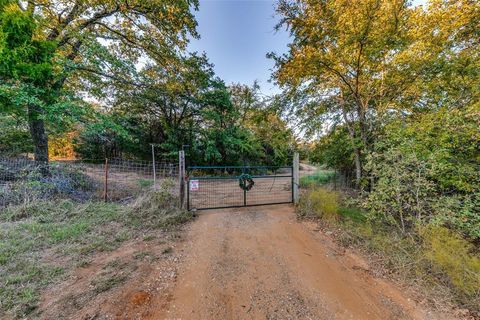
[27, 104, 49, 163]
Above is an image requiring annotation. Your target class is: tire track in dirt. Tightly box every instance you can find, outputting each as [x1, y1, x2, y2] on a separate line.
[148, 205, 447, 320]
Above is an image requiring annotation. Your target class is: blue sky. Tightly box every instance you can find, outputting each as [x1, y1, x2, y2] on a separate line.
[188, 0, 289, 94]
[188, 0, 427, 95]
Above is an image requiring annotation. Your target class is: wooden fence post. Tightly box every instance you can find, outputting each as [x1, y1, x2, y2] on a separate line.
[293, 152, 299, 204]
[179, 150, 185, 209]
[104, 158, 109, 202]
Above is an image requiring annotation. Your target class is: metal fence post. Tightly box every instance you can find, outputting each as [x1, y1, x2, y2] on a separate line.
[151, 144, 156, 187]
[103, 158, 109, 202]
[244, 188, 247, 207]
[179, 150, 185, 208]
[293, 152, 299, 204]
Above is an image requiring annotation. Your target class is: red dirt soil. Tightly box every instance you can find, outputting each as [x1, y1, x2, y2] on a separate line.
[150, 205, 451, 320]
[38, 204, 454, 319]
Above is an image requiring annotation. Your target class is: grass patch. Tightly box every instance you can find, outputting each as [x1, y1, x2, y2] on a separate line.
[91, 273, 128, 294]
[338, 207, 366, 223]
[299, 169, 336, 188]
[0, 180, 193, 318]
[297, 187, 340, 221]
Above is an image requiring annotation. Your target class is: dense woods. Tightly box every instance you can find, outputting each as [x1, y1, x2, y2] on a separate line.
[0, 0, 295, 165]
[271, 0, 479, 239]
[272, 0, 479, 311]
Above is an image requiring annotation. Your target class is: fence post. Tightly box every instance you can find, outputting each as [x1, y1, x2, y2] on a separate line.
[293, 152, 299, 204]
[179, 150, 185, 209]
[104, 158, 109, 202]
[151, 144, 156, 187]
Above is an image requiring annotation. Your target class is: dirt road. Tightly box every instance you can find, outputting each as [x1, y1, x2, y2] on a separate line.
[147, 205, 441, 320]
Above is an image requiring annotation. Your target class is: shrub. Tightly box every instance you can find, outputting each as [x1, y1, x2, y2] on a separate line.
[363, 107, 480, 238]
[322, 212, 480, 314]
[297, 188, 339, 221]
[431, 193, 480, 241]
[0, 162, 98, 207]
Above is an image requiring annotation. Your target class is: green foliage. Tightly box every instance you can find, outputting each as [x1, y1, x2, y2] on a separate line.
[303, 202, 480, 312]
[196, 80, 259, 165]
[309, 127, 355, 175]
[88, 67, 295, 165]
[73, 112, 136, 159]
[1, 0, 201, 160]
[0, 115, 32, 155]
[338, 207, 366, 223]
[283, 0, 480, 313]
[297, 188, 339, 221]
[431, 194, 480, 240]
[299, 170, 336, 188]
[364, 107, 480, 238]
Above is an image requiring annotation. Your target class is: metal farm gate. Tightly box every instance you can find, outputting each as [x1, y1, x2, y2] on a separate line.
[187, 165, 296, 210]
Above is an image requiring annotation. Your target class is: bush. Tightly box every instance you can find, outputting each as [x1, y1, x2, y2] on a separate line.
[306, 204, 480, 314]
[0, 163, 97, 207]
[297, 188, 339, 221]
[431, 194, 480, 241]
[363, 107, 480, 239]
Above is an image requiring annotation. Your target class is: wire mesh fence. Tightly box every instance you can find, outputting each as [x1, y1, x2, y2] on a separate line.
[0, 157, 179, 208]
[187, 166, 293, 210]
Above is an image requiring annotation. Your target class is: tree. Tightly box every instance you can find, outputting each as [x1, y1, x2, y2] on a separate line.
[198, 80, 259, 165]
[0, 0, 199, 162]
[0, 1, 58, 161]
[270, 0, 415, 185]
[271, 0, 480, 187]
[111, 53, 214, 158]
[228, 83, 297, 166]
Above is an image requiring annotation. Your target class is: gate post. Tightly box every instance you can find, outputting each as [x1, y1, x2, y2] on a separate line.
[293, 152, 299, 204]
[179, 150, 185, 209]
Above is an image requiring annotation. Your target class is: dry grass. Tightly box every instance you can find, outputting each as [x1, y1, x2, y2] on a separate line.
[297, 187, 340, 221]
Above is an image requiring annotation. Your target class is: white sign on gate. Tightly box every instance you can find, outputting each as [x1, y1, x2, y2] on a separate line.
[190, 180, 199, 191]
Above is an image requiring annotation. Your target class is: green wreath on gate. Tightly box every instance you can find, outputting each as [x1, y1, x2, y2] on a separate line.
[238, 173, 255, 191]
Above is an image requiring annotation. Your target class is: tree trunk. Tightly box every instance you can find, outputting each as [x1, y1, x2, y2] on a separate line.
[340, 99, 363, 188]
[353, 148, 362, 187]
[28, 104, 49, 163]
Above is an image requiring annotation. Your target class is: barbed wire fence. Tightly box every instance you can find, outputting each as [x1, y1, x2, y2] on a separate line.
[0, 157, 180, 208]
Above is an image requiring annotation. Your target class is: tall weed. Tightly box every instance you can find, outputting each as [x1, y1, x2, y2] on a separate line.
[420, 225, 480, 297]
[297, 188, 339, 221]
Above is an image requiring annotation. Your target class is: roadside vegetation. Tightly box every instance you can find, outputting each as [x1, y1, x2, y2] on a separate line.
[0, 180, 193, 318]
[273, 0, 479, 316]
[299, 169, 336, 188]
[297, 185, 480, 316]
